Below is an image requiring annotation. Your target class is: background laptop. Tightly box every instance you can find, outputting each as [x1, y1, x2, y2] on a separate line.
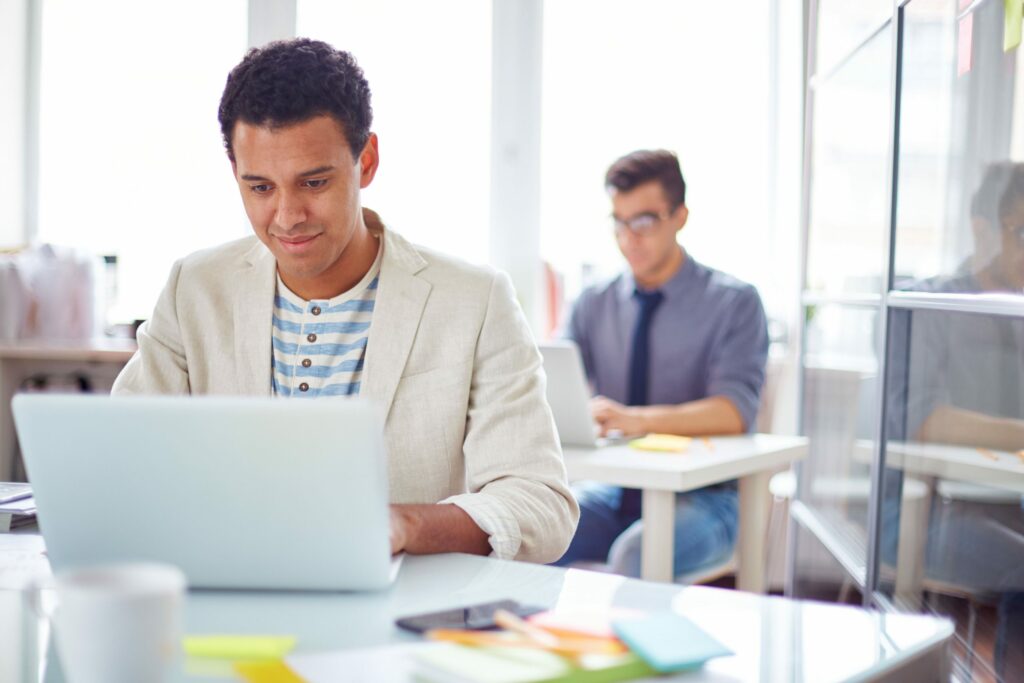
[13, 394, 395, 591]
[539, 341, 606, 448]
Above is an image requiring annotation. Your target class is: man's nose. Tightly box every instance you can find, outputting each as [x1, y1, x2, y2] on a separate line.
[273, 191, 307, 231]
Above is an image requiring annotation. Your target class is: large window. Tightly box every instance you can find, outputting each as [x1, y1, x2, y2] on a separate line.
[539, 0, 776, 314]
[0, 0, 28, 248]
[36, 0, 248, 322]
[296, 0, 492, 266]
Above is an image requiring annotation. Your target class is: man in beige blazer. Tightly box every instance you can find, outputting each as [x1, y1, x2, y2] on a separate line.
[112, 38, 578, 564]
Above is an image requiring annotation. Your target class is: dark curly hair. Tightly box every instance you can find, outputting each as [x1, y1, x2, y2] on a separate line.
[218, 38, 373, 162]
[605, 149, 687, 209]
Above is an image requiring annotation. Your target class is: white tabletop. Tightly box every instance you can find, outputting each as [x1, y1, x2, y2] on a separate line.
[1, 533, 952, 683]
[883, 440, 1024, 493]
[563, 433, 808, 491]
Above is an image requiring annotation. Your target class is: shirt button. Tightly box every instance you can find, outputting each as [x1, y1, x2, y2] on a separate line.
[302, 358, 312, 368]
[307, 333, 317, 343]
[311, 306, 322, 316]
[299, 382, 309, 392]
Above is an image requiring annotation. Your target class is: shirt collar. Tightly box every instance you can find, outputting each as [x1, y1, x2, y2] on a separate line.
[616, 248, 701, 302]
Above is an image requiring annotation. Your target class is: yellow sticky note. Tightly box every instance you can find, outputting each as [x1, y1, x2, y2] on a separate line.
[629, 434, 692, 453]
[234, 660, 307, 683]
[183, 635, 297, 661]
[1006, 0, 1023, 51]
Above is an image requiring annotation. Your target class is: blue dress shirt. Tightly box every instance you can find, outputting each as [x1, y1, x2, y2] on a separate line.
[568, 250, 768, 430]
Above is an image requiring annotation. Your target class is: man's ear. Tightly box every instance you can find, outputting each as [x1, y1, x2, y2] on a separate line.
[358, 133, 380, 189]
[675, 205, 689, 233]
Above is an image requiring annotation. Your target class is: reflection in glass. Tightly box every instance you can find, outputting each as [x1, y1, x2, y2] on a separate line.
[882, 307, 1024, 680]
[894, 0, 1024, 291]
[805, 25, 892, 297]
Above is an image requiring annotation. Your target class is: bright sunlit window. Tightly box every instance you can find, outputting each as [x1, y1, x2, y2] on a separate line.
[36, 0, 248, 322]
[541, 0, 774, 312]
[296, 0, 492, 265]
[0, 0, 27, 248]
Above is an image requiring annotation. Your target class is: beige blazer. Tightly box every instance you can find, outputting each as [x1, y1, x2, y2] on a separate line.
[112, 216, 578, 563]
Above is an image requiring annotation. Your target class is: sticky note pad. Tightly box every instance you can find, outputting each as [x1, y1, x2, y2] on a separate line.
[1006, 0, 1023, 51]
[611, 612, 732, 673]
[234, 660, 307, 683]
[184, 635, 297, 660]
[629, 434, 692, 453]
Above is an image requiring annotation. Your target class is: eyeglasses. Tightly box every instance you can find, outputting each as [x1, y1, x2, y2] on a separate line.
[612, 210, 672, 236]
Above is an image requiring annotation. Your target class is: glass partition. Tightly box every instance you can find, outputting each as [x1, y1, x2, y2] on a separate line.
[799, 303, 881, 569]
[881, 306, 1024, 680]
[805, 25, 892, 298]
[813, 0, 892, 77]
[894, 0, 1024, 293]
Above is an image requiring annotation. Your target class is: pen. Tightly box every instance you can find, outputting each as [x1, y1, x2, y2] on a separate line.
[493, 609, 560, 648]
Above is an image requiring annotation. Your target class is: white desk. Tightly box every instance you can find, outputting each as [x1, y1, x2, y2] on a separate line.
[0, 339, 136, 480]
[0, 531, 953, 683]
[563, 434, 807, 590]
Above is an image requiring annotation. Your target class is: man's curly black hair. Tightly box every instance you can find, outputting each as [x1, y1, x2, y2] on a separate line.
[218, 38, 373, 162]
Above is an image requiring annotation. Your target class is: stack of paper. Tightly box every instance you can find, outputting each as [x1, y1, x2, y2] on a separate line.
[0, 495, 36, 532]
[235, 610, 733, 683]
[415, 643, 653, 683]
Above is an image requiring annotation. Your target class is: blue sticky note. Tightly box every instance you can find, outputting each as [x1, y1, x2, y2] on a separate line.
[611, 612, 732, 673]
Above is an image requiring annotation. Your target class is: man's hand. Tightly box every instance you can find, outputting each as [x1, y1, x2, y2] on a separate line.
[388, 503, 492, 556]
[591, 395, 646, 436]
[590, 394, 745, 437]
[390, 506, 410, 555]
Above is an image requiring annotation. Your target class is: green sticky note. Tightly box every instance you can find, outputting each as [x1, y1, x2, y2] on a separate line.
[1007, 0, 1023, 51]
[183, 635, 297, 661]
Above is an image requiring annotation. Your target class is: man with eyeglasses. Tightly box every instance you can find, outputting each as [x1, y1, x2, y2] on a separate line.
[553, 149, 769, 578]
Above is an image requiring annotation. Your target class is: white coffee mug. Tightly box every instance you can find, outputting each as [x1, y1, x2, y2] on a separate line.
[48, 563, 186, 683]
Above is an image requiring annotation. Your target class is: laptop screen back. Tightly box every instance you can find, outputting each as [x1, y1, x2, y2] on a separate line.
[13, 394, 393, 591]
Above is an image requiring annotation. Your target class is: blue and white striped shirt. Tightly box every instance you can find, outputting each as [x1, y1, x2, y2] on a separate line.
[271, 251, 381, 398]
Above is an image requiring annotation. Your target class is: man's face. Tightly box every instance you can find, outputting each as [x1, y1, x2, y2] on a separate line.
[611, 180, 688, 284]
[231, 115, 378, 298]
[997, 198, 1024, 290]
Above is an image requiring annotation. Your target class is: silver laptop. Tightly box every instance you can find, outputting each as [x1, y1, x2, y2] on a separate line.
[539, 341, 606, 448]
[12, 394, 396, 591]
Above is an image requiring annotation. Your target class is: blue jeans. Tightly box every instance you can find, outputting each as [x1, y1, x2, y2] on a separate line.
[552, 482, 738, 579]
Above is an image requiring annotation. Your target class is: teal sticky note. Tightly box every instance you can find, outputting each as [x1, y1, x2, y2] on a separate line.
[611, 612, 732, 673]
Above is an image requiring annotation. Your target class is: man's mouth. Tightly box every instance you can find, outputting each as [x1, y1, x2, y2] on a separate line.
[276, 234, 320, 253]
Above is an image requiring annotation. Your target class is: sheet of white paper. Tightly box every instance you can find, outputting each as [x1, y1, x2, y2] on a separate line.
[285, 642, 437, 683]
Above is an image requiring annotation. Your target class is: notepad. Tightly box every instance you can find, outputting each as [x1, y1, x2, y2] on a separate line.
[629, 434, 692, 453]
[611, 612, 732, 673]
[184, 635, 297, 660]
[413, 643, 656, 683]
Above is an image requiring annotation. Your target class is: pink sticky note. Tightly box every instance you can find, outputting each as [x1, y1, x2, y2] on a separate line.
[958, 13, 974, 76]
[959, 0, 972, 8]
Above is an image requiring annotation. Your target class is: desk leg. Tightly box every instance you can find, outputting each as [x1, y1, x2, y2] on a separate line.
[641, 489, 676, 583]
[737, 472, 769, 593]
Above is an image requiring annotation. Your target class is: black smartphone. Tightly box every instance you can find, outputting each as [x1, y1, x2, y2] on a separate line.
[394, 599, 544, 633]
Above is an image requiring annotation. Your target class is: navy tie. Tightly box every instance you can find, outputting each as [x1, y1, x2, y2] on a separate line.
[620, 288, 664, 517]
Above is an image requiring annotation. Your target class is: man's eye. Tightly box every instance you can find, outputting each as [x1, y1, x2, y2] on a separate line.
[629, 215, 656, 229]
[305, 179, 328, 189]
[250, 184, 272, 194]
